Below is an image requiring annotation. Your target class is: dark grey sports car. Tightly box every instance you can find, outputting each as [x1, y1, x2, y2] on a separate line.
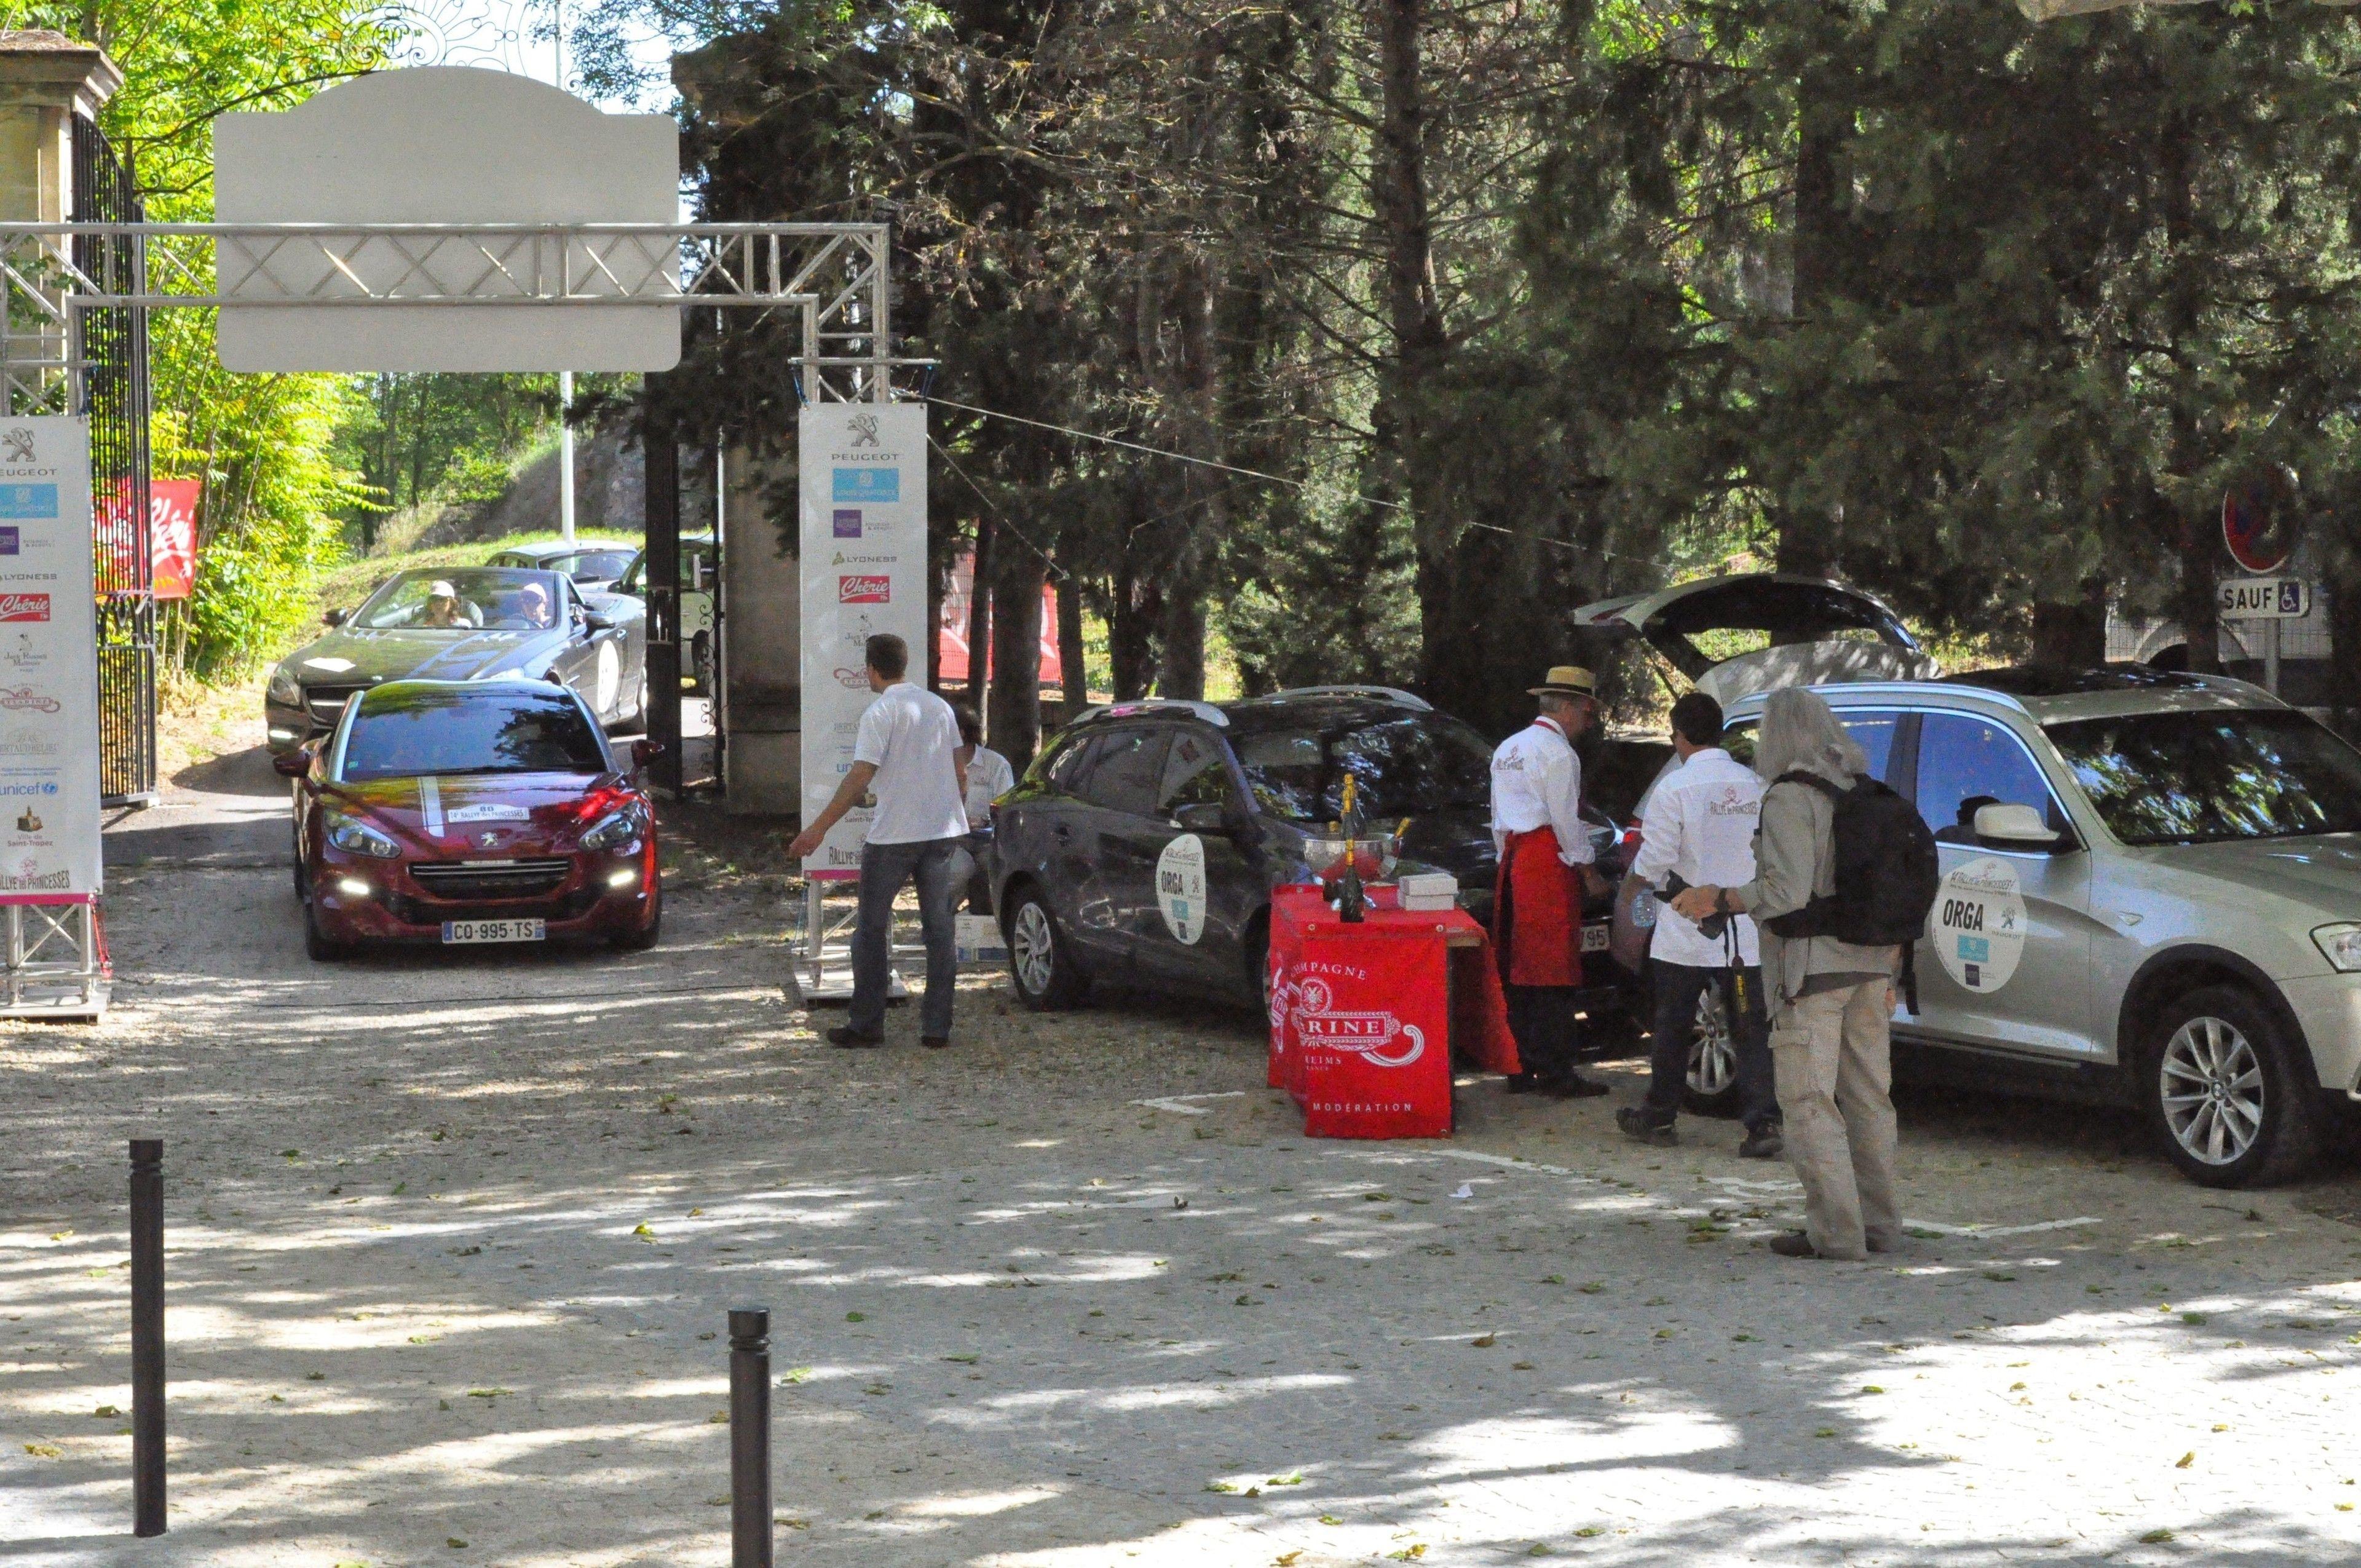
[266, 566, 647, 754]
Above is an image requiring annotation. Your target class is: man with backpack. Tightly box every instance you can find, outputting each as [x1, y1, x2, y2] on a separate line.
[1671, 687, 1939, 1261]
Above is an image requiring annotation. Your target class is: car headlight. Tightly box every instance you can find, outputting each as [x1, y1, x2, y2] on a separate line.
[268, 665, 301, 704]
[2314, 923, 2361, 973]
[582, 804, 647, 853]
[326, 812, 400, 859]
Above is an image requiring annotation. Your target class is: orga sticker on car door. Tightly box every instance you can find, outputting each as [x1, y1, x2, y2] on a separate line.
[1931, 855, 2027, 992]
[1157, 833, 1208, 943]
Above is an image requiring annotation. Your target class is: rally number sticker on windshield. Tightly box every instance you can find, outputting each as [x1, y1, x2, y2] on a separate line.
[1157, 833, 1208, 944]
[1930, 855, 2027, 993]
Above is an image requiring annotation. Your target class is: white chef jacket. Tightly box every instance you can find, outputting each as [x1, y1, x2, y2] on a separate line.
[1629, 746, 1763, 967]
[1489, 717, 1594, 868]
[961, 745, 1016, 830]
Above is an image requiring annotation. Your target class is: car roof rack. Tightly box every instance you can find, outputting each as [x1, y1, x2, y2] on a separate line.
[1069, 699, 1230, 729]
[1253, 684, 1433, 711]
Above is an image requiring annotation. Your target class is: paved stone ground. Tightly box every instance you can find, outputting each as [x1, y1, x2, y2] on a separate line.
[9, 762, 2361, 1566]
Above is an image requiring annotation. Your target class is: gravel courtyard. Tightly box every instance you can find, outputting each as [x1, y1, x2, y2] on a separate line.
[10, 769, 2361, 1567]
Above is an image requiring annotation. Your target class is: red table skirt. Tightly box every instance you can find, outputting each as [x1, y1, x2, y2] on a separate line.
[1267, 885, 1521, 1138]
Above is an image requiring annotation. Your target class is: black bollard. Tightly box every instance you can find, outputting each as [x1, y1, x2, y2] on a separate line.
[129, 1138, 165, 1537]
[728, 1307, 772, 1568]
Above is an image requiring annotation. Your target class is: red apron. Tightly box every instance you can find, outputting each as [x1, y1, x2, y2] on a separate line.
[1493, 827, 1584, 989]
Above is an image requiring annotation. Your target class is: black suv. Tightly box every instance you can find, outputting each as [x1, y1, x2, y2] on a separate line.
[991, 686, 1632, 1016]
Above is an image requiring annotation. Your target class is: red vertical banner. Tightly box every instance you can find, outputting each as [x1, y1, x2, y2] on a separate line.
[149, 480, 200, 600]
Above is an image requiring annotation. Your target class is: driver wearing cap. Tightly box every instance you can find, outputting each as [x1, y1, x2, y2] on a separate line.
[419, 581, 465, 628]
[1490, 665, 1613, 1098]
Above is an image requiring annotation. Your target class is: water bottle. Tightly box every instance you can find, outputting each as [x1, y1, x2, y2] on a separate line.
[1632, 887, 1658, 930]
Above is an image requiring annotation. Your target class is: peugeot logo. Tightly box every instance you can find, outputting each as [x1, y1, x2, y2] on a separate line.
[475, 830, 505, 849]
[2, 429, 33, 463]
[847, 413, 880, 447]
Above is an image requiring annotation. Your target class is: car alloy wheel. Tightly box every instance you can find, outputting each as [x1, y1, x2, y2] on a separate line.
[1006, 890, 1086, 1010]
[1688, 987, 1736, 1097]
[1681, 982, 1744, 1118]
[2159, 1015, 2265, 1168]
[2146, 984, 2322, 1188]
[1012, 901, 1058, 997]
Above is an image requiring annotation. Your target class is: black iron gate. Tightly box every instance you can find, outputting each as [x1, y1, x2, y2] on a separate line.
[71, 113, 156, 807]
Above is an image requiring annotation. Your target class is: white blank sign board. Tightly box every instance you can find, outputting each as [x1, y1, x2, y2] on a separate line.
[214, 68, 681, 372]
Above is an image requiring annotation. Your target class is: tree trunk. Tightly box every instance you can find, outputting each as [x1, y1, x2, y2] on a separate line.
[986, 545, 1047, 772]
[1370, 0, 1463, 710]
[1056, 558, 1090, 718]
[1776, 63, 1850, 579]
[965, 513, 994, 706]
[1158, 255, 1221, 701]
[2159, 113, 2218, 674]
[1110, 486, 1161, 700]
[2030, 580, 2108, 669]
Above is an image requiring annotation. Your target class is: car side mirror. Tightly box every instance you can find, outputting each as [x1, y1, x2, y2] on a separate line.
[631, 738, 665, 768]
[580, 611, 614, 632]
[272, 746, 315, 780]
[1169, 801, 1232, 836]
[323, 607, 347, 627]
[1974, 802, 2061, 849]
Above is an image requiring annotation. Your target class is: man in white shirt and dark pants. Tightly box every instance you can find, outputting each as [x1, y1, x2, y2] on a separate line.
[1618, 691, 1782, 1155]
[789, 634, 970, 1049]
[1490, 665, 1613, 1098]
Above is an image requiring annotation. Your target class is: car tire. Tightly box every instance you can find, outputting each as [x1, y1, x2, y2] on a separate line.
[1681, 982, 1744, 1119]
[1006, 886, 1088, 1010]
[614, 892, 662, 951]
[1244, 910, 1271, 1013]
[2145, 984, 2324, 1188]
[303, 897, 351, 962]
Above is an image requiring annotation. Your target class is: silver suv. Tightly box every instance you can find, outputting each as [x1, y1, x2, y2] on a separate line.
[1716, 667, 2361, 1187]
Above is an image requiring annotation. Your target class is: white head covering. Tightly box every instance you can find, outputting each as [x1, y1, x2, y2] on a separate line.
[1754, 687, 1869, 785]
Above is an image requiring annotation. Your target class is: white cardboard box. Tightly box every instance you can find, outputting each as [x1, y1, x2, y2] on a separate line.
[956, 913, 1009, 965]
[1397, 871, 1459, 912]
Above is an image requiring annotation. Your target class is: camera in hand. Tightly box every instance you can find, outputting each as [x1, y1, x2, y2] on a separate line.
[1662, 872, 1731, 940]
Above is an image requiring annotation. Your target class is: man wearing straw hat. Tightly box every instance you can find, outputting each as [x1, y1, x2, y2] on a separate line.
[1489, 665, 1613, 1098]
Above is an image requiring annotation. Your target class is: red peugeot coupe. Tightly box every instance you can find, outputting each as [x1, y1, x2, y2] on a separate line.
[277, 678, 662, 960]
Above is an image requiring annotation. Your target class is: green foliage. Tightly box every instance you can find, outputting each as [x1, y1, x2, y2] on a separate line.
[6, 1, 395, 673]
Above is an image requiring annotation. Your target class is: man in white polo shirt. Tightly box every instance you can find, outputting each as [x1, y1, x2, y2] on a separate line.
[1617, 691, 1782, 1156]
[788, 633, 970, 1048]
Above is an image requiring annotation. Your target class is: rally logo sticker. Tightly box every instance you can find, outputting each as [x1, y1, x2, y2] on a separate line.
[1157, 833, 1208, 944]
[1930, 855, 2027, 992]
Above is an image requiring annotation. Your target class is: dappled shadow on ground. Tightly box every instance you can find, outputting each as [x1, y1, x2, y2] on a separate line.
[8, 860, 2361, 1565]
[168, 744, 282, 801]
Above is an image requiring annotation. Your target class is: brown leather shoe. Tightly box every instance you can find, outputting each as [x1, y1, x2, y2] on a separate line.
[1768, 1231, 1821, 1259]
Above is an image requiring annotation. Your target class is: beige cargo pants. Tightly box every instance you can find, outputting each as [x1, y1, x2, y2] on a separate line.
[1770, 980, 1900, 1261]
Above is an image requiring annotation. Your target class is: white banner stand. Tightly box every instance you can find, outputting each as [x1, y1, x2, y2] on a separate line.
[791, 402, 930, 1004]
[1, 415, 109, 1018]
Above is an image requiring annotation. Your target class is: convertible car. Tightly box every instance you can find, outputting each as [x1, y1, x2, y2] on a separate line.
[266, 567, 647, 754]
[277, 678, 662, 959]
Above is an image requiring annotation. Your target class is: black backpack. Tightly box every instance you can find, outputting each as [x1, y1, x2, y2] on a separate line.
[1760, 771, 1940, 949]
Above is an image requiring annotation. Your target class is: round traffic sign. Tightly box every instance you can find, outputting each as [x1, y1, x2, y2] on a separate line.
[2223, 470, 2298, 575]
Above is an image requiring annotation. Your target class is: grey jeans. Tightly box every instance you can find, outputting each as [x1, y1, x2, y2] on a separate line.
[850, 836, 960, 1039]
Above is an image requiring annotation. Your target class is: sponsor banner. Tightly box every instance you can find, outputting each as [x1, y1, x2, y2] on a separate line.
[0, 418, 100, 904]
[799, 403, 928, 874]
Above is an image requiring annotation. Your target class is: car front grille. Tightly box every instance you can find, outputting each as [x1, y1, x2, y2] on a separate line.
[409, 857, 573, 902]
[304, 684, 368, 723]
